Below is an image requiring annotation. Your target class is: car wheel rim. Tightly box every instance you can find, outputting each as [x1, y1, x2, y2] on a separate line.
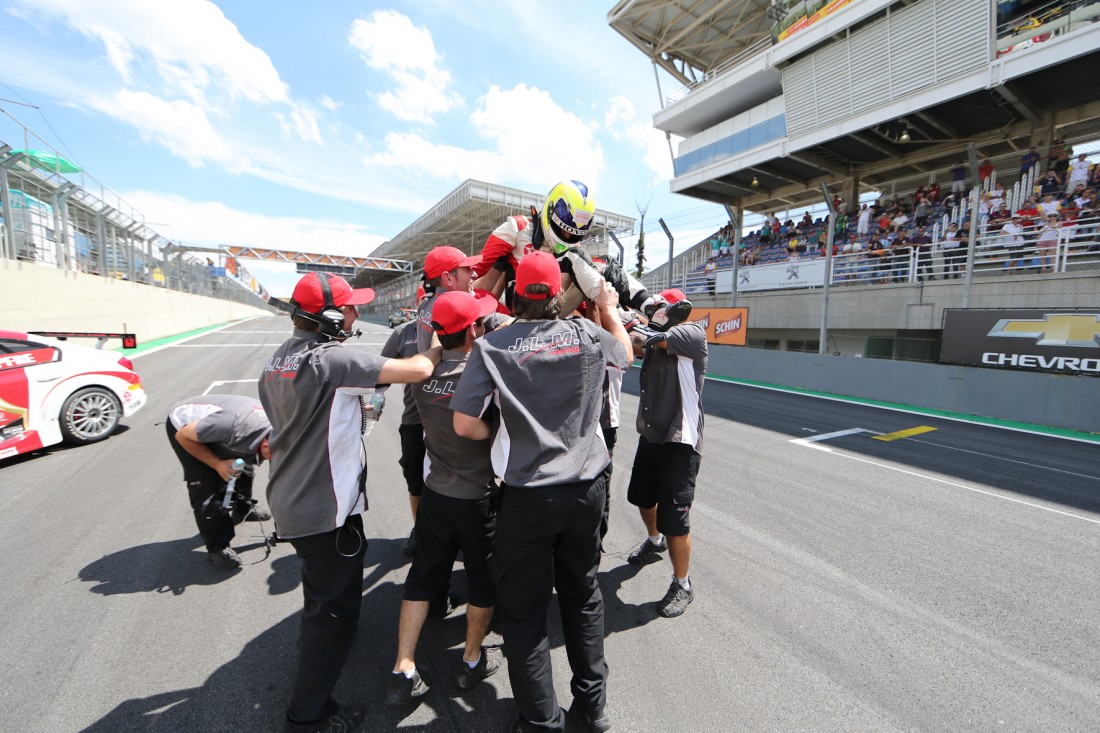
[70, 392, 118, 439]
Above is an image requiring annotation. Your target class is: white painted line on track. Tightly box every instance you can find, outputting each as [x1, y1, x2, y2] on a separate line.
[907, 437, 1100, 481]
[790, 428, 869, 448]
[202, 379, 259, 396]
[791, 440, 1100, 526]
[129, 317, 262, 360]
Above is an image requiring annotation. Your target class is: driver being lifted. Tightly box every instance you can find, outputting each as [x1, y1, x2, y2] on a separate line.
[472, 179, 691, 331]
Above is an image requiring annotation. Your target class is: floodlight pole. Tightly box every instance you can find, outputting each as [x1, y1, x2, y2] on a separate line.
[724, 204, 741, 307]
[963, 143, 980, 308]
[658, 217, 674, 290]
[607, 231, 625, 265]
[818, 182, 837, 355]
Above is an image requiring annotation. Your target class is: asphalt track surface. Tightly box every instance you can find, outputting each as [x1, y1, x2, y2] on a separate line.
[1, 316, 1097, 732]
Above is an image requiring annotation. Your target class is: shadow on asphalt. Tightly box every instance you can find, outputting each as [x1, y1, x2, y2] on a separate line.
[78, 536, 243, 596]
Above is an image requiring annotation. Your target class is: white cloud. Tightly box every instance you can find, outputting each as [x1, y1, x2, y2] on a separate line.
[602, 94, 675, 183]
[319, 95, 343, 113]
[348, 10, 461, 123]
[93, 90, 236, 167]
[278, 105, 324, 146]
[13, 0, 289, 106]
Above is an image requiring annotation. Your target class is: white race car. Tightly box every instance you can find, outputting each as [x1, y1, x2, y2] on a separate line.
[0, 330, 147, 460]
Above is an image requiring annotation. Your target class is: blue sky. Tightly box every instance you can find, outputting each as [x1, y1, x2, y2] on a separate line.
[0, 0, 734, 295]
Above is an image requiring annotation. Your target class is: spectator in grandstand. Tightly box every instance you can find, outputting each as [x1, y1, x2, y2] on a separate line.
[891, 210, 910, 233]
[890, 235, 912, 283]
[951, 162, 967, 194]
[978, 159, 994, 185]
[1089, 162, 1100, 189]
[1000, 214, 1028, 272]
[1036, 214, 1061, 274]
[1020, 146, 1042, 175]
[1039, 193, 1061, 218]
[910, 227, 934, 281]
[989, 182, 1006, 209]
[759, 221, 772, 244]
[856, 204, 871, 236]
[990, 201, 1012, 227]
[928, 181, 942, 204]
[704, 258, 717, 295]
[940, 222, 967, 279]
[1038, 169, 1064, 197]
[1048, 138, 1072, 174]
[799, 211, 813, 231]
[978, 194, 991, 228]
[866, 236, 889, 283]
[877, 211, 893, 232]
[765, 211, 779, 230]
[1066, 153, 1091, 193]
[914, 197, 931, 228]
[1017, 196, 1041, 228]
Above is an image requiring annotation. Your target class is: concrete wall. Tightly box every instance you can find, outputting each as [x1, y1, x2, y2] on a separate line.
[1, 260, 270, 342]
[710, 345, 1098, 434]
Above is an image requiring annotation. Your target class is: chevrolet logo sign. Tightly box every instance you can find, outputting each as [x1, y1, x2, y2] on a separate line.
[988, 314, 1100, 348]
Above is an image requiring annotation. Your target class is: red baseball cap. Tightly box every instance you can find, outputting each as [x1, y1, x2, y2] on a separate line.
[515, 251, 561, 300]
[474, 288, 510, 315]
[430, 291, 498, 335]
[292, 272, 375, 313]
[423, 246, 482, 279]
[658, 288, 687, 304]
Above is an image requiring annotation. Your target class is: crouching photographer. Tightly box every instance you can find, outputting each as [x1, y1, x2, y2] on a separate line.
[166, 394, 273, 569]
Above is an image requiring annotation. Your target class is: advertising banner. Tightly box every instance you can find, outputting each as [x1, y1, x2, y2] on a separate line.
[736, 258, 825, 292]
[940, 308, 1100, 376]
[685, 307, 749, 346]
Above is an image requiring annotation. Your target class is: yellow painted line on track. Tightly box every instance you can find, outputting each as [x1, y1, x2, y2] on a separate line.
[873, 425, 937, 442]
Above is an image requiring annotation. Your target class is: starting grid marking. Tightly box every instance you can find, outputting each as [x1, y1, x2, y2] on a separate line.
[789, 425, 1100, 526]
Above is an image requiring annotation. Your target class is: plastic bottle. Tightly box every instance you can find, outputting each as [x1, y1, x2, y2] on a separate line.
[362, 393, 385, 438]
[221, 458, 246, 509]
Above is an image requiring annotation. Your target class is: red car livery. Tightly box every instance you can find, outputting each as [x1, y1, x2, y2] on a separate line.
[0, 330, 147, 460]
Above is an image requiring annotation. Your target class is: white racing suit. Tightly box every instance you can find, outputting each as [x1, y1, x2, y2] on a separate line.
[473, 214, 654, 315]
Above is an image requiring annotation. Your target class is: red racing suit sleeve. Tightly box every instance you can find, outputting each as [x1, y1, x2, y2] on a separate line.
[473, 215, 534, 277]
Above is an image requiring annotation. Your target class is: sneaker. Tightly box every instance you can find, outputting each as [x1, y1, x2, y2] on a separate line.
[627, 538, 666, 566]
[207, 547, 241, 569]
[450, 647, 501, 690]
[567, 700, 611, 733]
[428, 592, 459, 619]
[283, 703, 365, 733]
[658, 579, 694, 618]
[384, 669, 429, 705]
[401, 528, 417, 557]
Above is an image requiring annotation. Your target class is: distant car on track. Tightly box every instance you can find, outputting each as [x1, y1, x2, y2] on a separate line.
[389, 308, 416, 328]
[0, 331, 147, 460]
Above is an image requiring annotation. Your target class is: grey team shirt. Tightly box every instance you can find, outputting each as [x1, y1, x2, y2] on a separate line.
[380, 319, 421, 426]
[450, 318, 629, 488]
[168, 394, 269, 466]
[412, 350, 495, 501]
[259, 329, 384, 539]
[637, 322, 708, 452]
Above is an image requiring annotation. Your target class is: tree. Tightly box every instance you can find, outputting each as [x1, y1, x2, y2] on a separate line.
[635, 197, 650, 278]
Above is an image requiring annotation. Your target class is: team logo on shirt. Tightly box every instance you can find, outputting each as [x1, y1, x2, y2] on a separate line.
[262, 353, 303, 380]
[508, 333, 582, 362]
[422, 378, 457, 401]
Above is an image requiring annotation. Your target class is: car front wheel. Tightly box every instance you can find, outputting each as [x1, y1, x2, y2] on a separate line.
[60, 387, 121, 444]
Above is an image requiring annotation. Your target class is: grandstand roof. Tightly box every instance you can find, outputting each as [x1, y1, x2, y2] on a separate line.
[353, 179, 635, 289]
[608, 0, 775, 88]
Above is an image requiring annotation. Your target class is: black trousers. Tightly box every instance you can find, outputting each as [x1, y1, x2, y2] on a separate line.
[398, 423, 426, 497]
[165, 421, 252, 553]
[490, 477, 607, 732]
[286, 514, 367, 725]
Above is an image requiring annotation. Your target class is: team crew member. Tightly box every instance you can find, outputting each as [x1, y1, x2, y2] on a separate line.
[386, 290, 503, 705]
[380, 318, 424, 556]
[625, 289, 708, 618]
[166, 394, 272, 569]
[452, 252, 631, 733]
[416, 245, 482, 352]
[259, 272, 441, 733]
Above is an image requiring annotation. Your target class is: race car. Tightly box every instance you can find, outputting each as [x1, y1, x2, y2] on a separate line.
[0, 330, 147, 460]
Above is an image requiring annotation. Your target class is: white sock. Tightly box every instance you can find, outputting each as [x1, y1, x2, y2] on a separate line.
[649, 534, 665, 546]
[401, 668, 417, 679]
[465, 653, 481, 669]
[676, 576, 691, 591]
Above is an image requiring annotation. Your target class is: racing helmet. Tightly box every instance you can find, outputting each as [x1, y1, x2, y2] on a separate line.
[539, 180, 596, 254]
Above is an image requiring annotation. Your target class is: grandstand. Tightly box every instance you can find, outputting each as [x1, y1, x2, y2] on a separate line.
[355, 179, 635, 312]
[609, 0, 1100, 361]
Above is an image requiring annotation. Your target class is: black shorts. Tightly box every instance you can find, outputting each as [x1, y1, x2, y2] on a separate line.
[404, 487, 496, 607]
[626, 436, 700, 537]
[398, 423, 426, 497]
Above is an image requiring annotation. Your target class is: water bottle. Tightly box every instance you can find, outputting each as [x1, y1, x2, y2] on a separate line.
[362, 393, 385, 438]
[222, 458, 246, 510]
